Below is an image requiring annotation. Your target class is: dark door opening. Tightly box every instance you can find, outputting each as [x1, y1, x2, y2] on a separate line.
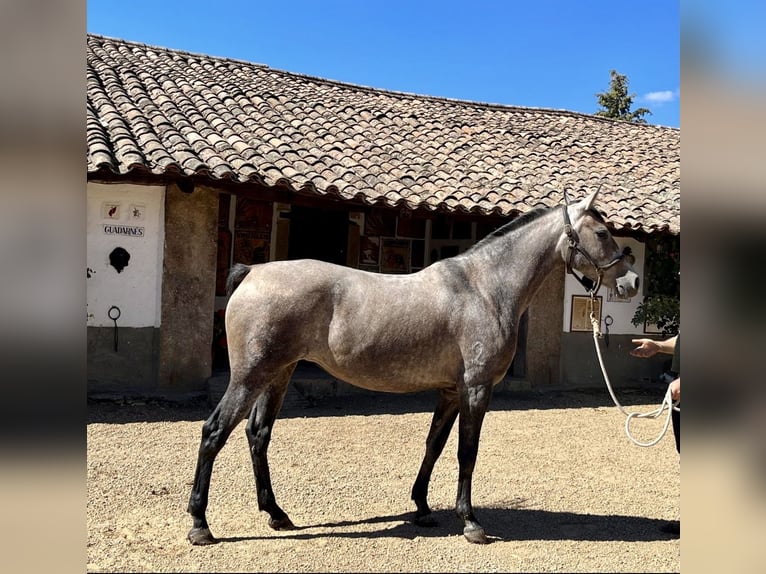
[287, 206, 349, 265]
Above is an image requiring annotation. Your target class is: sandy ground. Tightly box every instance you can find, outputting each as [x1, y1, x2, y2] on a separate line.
[87, 386, 680, 572]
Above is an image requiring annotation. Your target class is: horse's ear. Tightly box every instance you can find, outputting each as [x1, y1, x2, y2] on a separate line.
[563, 189, 571, 205]
[581, 189, 599, 211]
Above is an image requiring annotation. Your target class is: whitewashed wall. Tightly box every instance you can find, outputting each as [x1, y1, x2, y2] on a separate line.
[86, 182, 165, 328]
[562, 236, 646, 335]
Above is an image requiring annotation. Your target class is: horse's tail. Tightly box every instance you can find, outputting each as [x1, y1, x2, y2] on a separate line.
[226, 263, 252, 296]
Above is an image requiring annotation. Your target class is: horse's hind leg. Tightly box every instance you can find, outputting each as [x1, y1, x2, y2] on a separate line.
[245, 364, 296, 531]
[411, 388, 459, 527]
[187, 383, 254, 545]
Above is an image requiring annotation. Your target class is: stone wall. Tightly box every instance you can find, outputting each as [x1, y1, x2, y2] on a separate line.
[525, 265, 565, 386]
[158, 183, 218, 393]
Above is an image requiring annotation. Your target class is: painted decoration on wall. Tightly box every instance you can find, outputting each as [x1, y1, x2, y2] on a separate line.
[381, 239, 410, 273]
[570, 295, 602, 332]
[129, 204, 146, 221]
[101, 202, 121, 220]
[108, 246, 130, 273]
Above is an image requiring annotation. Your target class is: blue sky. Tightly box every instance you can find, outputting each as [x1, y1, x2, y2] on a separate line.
[87, 0, 680, 128]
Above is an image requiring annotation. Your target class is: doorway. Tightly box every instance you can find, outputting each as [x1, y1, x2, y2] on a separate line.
[287, 206, 349, 265]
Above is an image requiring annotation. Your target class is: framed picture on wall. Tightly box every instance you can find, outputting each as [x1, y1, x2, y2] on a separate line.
[233, 229, 270, 265]
[606, 287, 632, 303]
[380, 239, 410, 273]
[570, 295, 602, 332]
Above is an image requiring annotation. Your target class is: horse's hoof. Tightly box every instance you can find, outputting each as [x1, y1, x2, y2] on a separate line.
[463, 525, 488, 544]
[414, 513, 438, 527]
[188, 527, 217, 545]
[268, 516, 296, 530]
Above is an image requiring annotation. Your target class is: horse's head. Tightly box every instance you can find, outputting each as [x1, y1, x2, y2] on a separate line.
[560, 189, 640, 297]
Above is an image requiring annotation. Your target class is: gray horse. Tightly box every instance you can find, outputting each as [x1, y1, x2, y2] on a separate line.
[188, 190, 639, 545]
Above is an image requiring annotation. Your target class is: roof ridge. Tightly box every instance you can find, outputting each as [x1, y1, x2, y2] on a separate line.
[86, 33, 677, 131]
[87, 33, 270, 68]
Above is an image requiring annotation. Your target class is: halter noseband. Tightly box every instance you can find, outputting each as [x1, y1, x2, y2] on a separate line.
[561, 203, 627, 295]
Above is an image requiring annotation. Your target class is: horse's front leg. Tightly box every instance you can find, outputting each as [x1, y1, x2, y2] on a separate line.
[245, 368, 295, 531]
[455, 383, 493, 544]
[411, 388, 460, 526]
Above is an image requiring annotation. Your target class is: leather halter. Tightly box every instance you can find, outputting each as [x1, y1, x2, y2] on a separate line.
[561, 203, 627, 295]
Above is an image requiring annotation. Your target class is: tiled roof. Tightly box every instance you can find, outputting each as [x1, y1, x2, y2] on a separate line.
[87, 34, 680, 233]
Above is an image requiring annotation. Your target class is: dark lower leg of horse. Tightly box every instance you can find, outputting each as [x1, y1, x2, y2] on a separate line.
[411, 390, 459, 527]
[245, 374, 295, 531]
[456, 474, 486, 544]
[454, 389, 490, 544]
[187, 387, 253, 545]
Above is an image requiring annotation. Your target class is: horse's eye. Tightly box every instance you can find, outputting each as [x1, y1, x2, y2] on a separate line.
[595, 229, 608, 240]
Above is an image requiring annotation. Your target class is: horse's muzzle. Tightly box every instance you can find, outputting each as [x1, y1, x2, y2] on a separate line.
[615, 271, 640, 298]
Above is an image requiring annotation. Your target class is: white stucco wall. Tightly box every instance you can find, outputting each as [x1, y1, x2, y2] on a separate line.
[562, 236, 647, 335]
[87, 182, 165, 328]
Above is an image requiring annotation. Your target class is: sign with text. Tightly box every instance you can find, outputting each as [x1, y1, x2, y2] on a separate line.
[103, 224, 145, 237]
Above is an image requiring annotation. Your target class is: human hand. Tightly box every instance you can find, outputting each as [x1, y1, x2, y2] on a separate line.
[630, 338, 660, 358]
[669, 377, 680, 401]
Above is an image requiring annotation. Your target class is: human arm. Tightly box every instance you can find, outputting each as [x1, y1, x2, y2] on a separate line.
[630, 335, 678, 358]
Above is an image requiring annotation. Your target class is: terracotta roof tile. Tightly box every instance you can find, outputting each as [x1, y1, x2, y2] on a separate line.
[87, 34, 680, 233]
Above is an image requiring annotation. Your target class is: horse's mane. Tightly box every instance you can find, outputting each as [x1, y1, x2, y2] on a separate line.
[468, 205, 551, 251]
[467, 204, 607, 253]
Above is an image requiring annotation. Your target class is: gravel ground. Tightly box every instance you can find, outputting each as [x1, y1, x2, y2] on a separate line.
[87, 387, 680, 573]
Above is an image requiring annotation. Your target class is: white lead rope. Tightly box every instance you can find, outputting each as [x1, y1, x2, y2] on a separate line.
[590, 311, 680, 447]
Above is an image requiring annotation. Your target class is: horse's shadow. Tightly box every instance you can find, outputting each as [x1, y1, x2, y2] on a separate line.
[216, 506, 677, 544]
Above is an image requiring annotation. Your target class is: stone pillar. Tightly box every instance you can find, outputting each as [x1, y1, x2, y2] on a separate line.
[158, 182, 218, 392]
[525, 264, 565, 387]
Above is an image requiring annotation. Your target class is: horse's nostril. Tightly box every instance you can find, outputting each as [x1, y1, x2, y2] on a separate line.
[634, 277, 640, 290]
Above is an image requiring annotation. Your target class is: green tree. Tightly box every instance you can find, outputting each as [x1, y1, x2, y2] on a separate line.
[631, 234, 679, 336]
[595, 70, 652, 124]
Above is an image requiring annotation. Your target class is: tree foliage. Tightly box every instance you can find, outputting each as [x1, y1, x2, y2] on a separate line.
[631, 234, 680, 336]
[595, 70, 652, 124]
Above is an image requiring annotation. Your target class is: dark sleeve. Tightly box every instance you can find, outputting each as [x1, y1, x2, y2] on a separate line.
[671, 333, 680, 374]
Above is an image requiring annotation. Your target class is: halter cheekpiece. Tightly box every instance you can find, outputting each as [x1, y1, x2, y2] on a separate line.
[561, 200, 628, 296]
